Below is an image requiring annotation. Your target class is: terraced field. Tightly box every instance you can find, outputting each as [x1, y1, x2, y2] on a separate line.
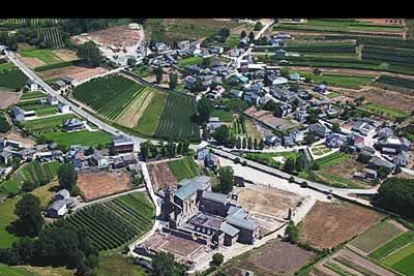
[168, 156, 200, 181]
[56, 192, 154, 251]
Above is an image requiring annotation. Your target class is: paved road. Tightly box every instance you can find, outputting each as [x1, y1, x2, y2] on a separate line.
[254, 19, 275, 40]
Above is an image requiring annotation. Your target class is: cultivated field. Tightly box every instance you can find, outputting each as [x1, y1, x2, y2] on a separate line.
[0, 65, 28, 91]
[167, 156, 200, 182]
[298, 201, 383, 249]
[0, 90, 21, 109]
[350, 219, 408, 254]
[37, 65, 108, 82]
[17, 44, 78, 68]
[223, 239, 316, 276]
[148, 161, 178, 192]
[75, 25, 141, 47]
[77, 170, 132, 201]
[360, 88, 414, 116]
[22, 114, 77, 134]
[43, 130, 112, 148]
[59, 192, 153, 251]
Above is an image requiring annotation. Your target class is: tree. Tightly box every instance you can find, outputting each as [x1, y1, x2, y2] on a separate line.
[216, 166, 234, 194]
[253, 138, 258, 150]
[84, 146, 94, 156]
[169, 73, 178, 90]
[202, 57, 211, 68]
[295, 155, 307, 172]
[311, 163, 320, 170]
[196, 97, 213, 124]
[236, 136, 242, 149]
[313, 68, 322, 75]
[219, 28, 230, 38]
[211, 253, 224, 266]
[283, 158, 296, 174]
[77, 41, 101, 67]
[22, 180, 37, 192]
[331, 123, 341, 133]
[240, 30, 247, 38]
[254, 21, 263, 31]
[127, 57, 136, 67]
[374, 178, 414, 219]
[58, 163, 78, 192]
[285, 221, 298, 243]
[242, 137, 247, 149]
[248, 31, 255, 41]
[152, 252, 185, 276]
[212, 125, 230, 146]
[14, 194, 44, 237]
[304, 133, 317, 145]
[258, 139, 265, 150]
[12, 237, 37, 264]
[247, 137, 253, 150]
[154, 66, 163, 84]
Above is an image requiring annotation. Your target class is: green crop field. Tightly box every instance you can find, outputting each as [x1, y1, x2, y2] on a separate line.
[56, 192, 153, 251]
[315, 152, 349, 168]
[375, 74, 414, 90]
[178, 56, 203, 68]
[72, 75, 145, 120]
[0, 264, 42, 276]
[369, 231, 414, 260]
[210, 108, 234, 122]
[392, 253, 414, 276]
[96, 254, 146, 276]
[0, 67, 28, 91]
[43, 130, 112, 148]
[17, 101, 57, 116]
[382, 242, 414, 268]
[22, 114, 76, 134]
[362, 102, 409, 119]
[296, 70, 373, 89]
[0, 113, 11, 133]
[18, 48, 62, 65]
[153, 92, 200, 141]
[20, 91, 47, 100]
[0, 62, 14, 72]
[351, 220, 406, 254]
[168, 156, 200, 181]
[135, 90, 168, 136]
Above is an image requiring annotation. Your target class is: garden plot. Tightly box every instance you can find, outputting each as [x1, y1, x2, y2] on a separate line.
[350, 219, 408, 254]
[0, 90, 21, 109]
[223, 239, 316, 276]
[299, 201, 383, 249]
[148, 161, 178, 192]
[77, 170, 132, 201]
[167, 156, 200, 182]
[310, 144, 333, 157]
[360, 88, 414, 115]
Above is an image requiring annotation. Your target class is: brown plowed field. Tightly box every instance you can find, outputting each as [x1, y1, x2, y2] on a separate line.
[37, 66, 108, 82]
[298, 201, 383, 249]
[148, 161, 178, 192]
[77, 170, 131, 201]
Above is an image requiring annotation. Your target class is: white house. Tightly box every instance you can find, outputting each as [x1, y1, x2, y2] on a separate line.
[289, 73, 300, 82]
[58, 104, 70, 114]
[48, 95, 59, 106]
[27, 79, 38, 91]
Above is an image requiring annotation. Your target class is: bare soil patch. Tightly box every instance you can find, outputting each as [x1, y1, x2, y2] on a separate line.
[74, 25, 141, 47]
[116, 88, 153, 127]
[19, 57, 45, 69]
[299, 201, 383, 249]
[52, 49, 78, 61]
[323, 155, 366, 180]
[37, 66, 108, 82]
[77, 170, 131, 201]
[245, 106, 297, 130]
[360, 88, 414, 113]
[148, 161, 178, 192]
[1, 130, 36, 148]
[0, 90, 21, 109]
[225, 239, 316, 276]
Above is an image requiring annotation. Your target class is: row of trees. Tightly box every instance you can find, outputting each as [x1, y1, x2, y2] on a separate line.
[282, 155, 308, 174]
[212, 125, 265, 150]
[140, 140, 190, 161]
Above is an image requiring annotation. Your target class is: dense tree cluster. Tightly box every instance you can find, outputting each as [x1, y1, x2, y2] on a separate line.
[140, 140, 190, 161]
[214, 166, 235, 194]
[14, 194, 44, 237]
[77, 41, 102, 67]
[373, 178, 414, 219]
[151, 252, 185, 276]
[196, 97, 213, 125]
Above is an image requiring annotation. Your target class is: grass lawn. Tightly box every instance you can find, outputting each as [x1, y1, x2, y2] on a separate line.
[350, 220, 406, 253]
[95, 254, 146, 276]
[136, 91, 168, 136]
[0, 196, 20, 247]
[168, 156, 200, 181]
[0, 264, 42, 276]
[362, 102, 409, 119]
[0, 62, 14, 72]
[18, 48, 62, 65]
[210, 109, 234, 122]
[178, 56, 203, 68]
[22, 114, 77, 134]
[296, 70, 373, 89]
[225, 35, 240, 48]
[43, 130, 112, 148]
[327, 91, 341, 99]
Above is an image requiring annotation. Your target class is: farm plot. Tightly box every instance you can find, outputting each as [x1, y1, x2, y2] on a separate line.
[19, 91, 47, 100]
[245, 151, 299, 169]
[153, 92, 200, 141]
[0, 66, 28, 91]
[350, 219, 408, 254]
[81, 25, 141, 47]
[18, 46, 63, 66]
[0, 90, 21, 109]
[362, 102, 409, 119]
[360, 88, 414, 116]
[148, 161, 178, 192]
[72, 75, 144, 120]
[17, 100, 57, 116]
[37, 65, 108, 82]
[311, 144, 333, 157]
[298, 201, 383, 249]
[135, 90, 168, 136]
[295, 70, 373, 89]
[43, 130, 112, 148]
[167, 156, 200, 182]
[58, 192, 153, 251]
[370, 231, 414, 260]
[210, 108, 234, 122]
[222, 239, 316, 276]
[77, 170, 132, 201]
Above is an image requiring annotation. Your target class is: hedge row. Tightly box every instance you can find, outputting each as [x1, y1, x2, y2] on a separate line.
[34, 59, 82, 72]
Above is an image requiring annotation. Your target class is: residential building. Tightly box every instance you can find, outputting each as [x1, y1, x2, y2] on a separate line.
[308, 123, 331, 138]
[63, 119, 84, 132]
[58, 104, 70, 114]
[112, 136, 134, 154]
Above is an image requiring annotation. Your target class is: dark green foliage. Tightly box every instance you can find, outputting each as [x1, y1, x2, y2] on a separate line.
[0, 113, 11, 133]
[34, 60, 77, 72]
[213, 125, 230, 146]
[169, 72, 178, 90]
[254, 22, 263, 31]
[154, 66, 163, 84]
[374, 178, 414, 219]
[77, 41, 101, 67]
[14, 193, 44, 237]
[152, 252, 185, 276]
[197, 97, 213, 125]
[283, 157, 296, 174]
[58, 163, 78, 193]
[376, 74, 414, 90]
[215, 166, 234, 194]
[295, 155, 307, 172]
[211, 253, 224, 266]
[0, 68, 28, 91]
[285, 221, 298, 243]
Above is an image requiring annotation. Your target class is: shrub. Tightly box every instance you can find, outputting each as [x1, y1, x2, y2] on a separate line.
[211, 253, 224, 266]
